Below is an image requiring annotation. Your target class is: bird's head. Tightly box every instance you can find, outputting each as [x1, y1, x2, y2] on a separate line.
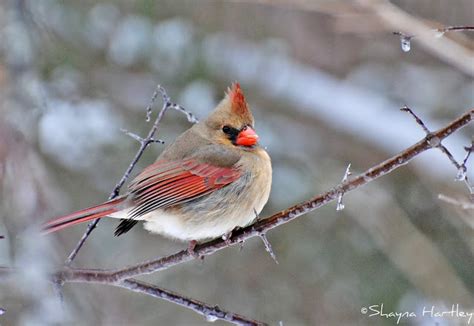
[204, 83, 259, 148]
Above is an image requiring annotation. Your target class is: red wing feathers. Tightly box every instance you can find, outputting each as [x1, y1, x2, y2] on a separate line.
[127, 159, 240, 219]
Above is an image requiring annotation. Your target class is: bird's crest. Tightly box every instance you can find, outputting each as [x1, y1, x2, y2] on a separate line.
[227, 82, 249, 117]
[204, 82, 254, 129]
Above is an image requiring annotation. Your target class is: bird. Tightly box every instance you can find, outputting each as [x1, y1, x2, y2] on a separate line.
[43, 83, 272, 244]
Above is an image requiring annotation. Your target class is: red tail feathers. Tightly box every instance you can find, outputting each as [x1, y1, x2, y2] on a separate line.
[43, 196, 126, 234]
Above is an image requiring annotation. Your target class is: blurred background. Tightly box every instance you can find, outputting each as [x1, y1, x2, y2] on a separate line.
[0, 0, 473, 325]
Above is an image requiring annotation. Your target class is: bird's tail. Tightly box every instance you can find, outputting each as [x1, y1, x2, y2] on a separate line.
[43, 196, 127, 234]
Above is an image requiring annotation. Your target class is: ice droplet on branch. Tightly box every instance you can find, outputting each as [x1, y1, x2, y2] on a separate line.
[456, 166, 467, 181]
[336, 202, 345, 211]
[206, 314, 218, 322]
[400, 36, 412, 52]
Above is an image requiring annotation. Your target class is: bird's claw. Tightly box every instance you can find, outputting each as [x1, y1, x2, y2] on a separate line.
[222, 231, 233, 245]
[187, 240, 199, 258]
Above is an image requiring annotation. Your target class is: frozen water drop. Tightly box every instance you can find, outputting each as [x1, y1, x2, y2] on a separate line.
[435, 31, 446, 38]
[206, 315, 218, 322]
[400, 36, 412, 52]
[456, 167, 467, 181]
[146, 109, 152, 122]
[0, 308, 5, 315]
[427, 136, 441, 147]
[336, 201, 345, 211]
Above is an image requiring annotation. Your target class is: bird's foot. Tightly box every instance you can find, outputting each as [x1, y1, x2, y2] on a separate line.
[187, 240, 199, 258]
[222, 231, 233, 245]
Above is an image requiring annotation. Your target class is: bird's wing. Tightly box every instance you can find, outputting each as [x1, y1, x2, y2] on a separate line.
[114, 158, 241, 235]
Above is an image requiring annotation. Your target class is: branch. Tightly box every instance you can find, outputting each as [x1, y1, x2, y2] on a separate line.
[438, 194, 474, 210]
[435, 25, 474, 34]
[118, 279, 266, 325]
[2, 108, 471, 325]
[401, 106, 473, 195]
[336, 163, 352, 211]
[459, 140, 474, 196]
[65, 85, 197, 266]
[1, 266, 263, 325]
[393, 26, 474, 52]
[53, 108, 473, 284]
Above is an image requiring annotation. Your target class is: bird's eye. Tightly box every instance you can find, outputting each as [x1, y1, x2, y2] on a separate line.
[222, 126, 231, 134]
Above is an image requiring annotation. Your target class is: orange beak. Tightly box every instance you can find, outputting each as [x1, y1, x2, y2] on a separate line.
[235, 126, 259, 146]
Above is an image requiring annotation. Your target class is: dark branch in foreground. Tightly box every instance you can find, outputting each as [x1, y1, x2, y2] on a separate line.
[51, 108, 473, 284]
[65, 85, 197, 266]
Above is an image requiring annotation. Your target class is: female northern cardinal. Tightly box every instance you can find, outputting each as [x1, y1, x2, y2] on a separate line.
[43, 83, 272, 242]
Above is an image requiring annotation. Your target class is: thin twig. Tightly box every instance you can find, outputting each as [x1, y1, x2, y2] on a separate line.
[336, 163, 352, 211]
[64, 85, 197, 266]
[0, 267, 262, 325]
[458, 140, 474, 196]
[119, 279, 267, 325]
[393, 25, 474, 51]
[401, 106, 473, 193]
[169, 103, 199, 124]
[400, 106, 430, 133]
[436, 26, 474, 34]
[121, 128, 164, 144]
[50, 108, 473, 284]
[438, 194, 474, 210]
[461, 141, 473, 167]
